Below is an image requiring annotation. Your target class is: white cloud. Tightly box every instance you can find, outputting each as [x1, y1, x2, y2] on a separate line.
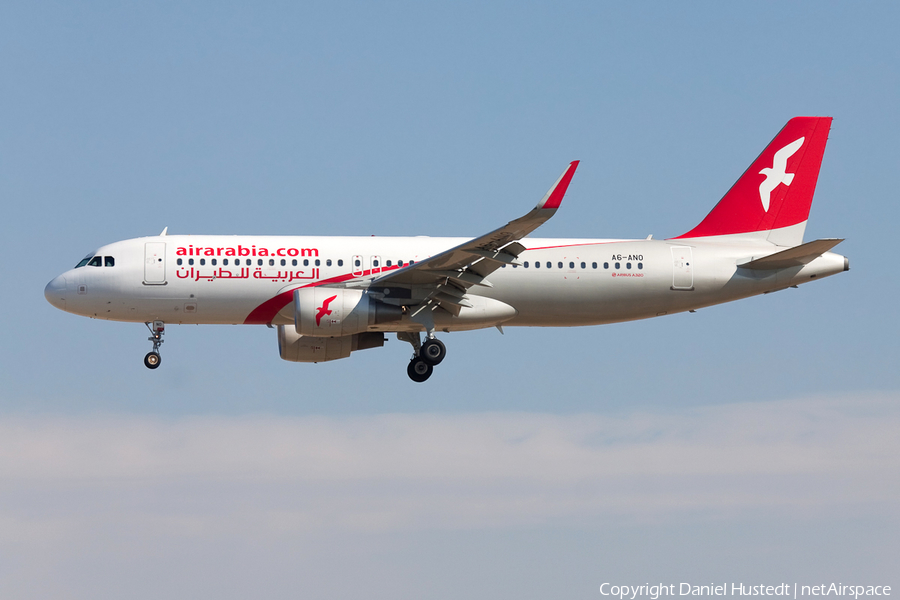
[1, 392, 898, 598]
[0, 392, 897, 537]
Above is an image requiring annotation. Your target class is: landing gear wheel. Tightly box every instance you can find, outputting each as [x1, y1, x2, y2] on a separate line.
[144, 352, 161, 369]
[144, 321, 165, 371]
[407, 358, 433, 383]
[420, 338, 446, 365]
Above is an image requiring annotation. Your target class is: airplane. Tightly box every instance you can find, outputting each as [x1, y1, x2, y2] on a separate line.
[44, 116, 848, 382]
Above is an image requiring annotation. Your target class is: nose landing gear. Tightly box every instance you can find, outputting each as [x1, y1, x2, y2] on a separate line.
[144, 321, 165, 369]
[399, 332, 447, 383]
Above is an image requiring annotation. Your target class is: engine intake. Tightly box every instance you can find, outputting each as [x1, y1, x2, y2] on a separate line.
[294, 288, 401, 337]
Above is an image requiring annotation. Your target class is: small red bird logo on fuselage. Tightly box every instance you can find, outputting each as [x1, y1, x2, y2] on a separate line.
[316, 295, 338, 326]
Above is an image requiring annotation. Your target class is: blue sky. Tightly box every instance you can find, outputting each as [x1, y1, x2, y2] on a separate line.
[1, 1, 898, 597]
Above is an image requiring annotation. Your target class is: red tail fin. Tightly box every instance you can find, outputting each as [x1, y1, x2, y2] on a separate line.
[675, 117, 832, 245]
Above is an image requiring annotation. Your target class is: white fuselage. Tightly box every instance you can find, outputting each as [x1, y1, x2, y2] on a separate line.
[45, 234, 848, 331]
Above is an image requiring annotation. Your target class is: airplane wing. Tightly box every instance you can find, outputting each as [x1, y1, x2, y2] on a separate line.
[360, 161, 579, 316]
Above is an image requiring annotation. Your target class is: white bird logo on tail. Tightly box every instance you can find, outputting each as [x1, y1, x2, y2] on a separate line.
[758, 137, 804, 212]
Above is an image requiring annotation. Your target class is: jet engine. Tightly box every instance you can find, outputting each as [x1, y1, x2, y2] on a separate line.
[294, 288, 401, 337]
[277, 325, 386, 363]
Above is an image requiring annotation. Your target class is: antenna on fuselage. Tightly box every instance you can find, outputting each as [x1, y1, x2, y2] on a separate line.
[159, 227, 168, 236]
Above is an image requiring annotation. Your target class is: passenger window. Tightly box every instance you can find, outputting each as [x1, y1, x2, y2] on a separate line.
[211, 259, 217, 266]
[580, 262, 585, 269]
[373, 259, 379, 267]
[558, 262, 563, 269]
[592, 262, 597, 269]
[88, 256, 102, 267]
[535, 261, 540, 268]
[638, 262, 643, 270]
[189, 258, 194, 266]
[304, 259, 309, 266]
[269, 259, 275, 266]
[615, 262, 620, 269]
[292, 259, 297, 266]
[177, 258, 183, 266]
[200, 259, 206, 266]
[398, 260, 404, 267]
[386, 260, 392, 267]
[603, 262, 609, 269]
[410, 260, 415, 265]
[524, 261, 530, 268]
[547, 262, 552, 269]
[105, 256, 115, 267]
[354, 259, 360, 267]
[338, 259, 343, 267]
[315, 259, 320, 266]
[257, 259, 263, 266]
[280, 259, 286, 266]
[626, 262, 632, 269]
[223, 259, 228, 266]
[326, 259, 332, 267]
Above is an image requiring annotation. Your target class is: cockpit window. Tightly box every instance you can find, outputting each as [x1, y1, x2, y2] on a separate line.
[75, 252, 97, 268]
[87, 256, 103, 267]
[105, 256, 115, 267]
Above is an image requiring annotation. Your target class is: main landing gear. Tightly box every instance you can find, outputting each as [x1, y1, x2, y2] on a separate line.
[399, 332, 447, 383]
[144, 320, 165, 369]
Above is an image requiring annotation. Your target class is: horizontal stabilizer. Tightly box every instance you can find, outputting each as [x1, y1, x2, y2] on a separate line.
[738, 238, 844, 270]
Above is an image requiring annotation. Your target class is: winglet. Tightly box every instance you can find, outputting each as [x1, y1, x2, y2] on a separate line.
[536, 161, 579, 210]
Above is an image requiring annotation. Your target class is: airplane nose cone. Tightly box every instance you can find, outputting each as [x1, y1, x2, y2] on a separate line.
[44, 275, 67, 311]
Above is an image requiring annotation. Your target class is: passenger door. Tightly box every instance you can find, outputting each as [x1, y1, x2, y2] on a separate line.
[144, 242, 167, 285]
[670, 246, 693, 290]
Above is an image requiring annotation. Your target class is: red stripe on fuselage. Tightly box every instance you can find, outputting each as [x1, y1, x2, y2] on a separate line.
[525, 241, 621, 251]
[242, 266, 400, 324]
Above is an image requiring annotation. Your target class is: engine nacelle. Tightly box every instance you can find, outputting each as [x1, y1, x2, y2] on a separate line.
[277, 326, 386, 363]
[294, 288, 401, 337]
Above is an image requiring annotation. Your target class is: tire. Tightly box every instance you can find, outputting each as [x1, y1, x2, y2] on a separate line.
[407, 358, 433, 382]
[420, 338, 446, 365]
[144, 352, 161, 369]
